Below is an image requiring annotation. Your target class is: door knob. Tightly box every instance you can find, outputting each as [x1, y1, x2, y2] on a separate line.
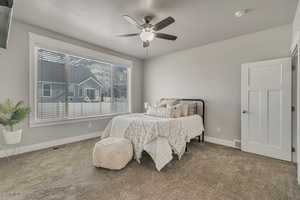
[242, 110, 248, 114]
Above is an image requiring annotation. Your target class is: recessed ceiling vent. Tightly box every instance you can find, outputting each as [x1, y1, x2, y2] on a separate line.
[0, 0, 13, 49]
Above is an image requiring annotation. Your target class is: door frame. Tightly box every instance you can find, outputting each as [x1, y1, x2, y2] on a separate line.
[292, 49, 298, 164]
[298, 45, 300, 184]
[291, 40, 300, 185]
[86, 88, 96, 100]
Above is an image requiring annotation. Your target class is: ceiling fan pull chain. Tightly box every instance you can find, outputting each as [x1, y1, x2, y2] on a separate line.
[146, 47, 149, 57]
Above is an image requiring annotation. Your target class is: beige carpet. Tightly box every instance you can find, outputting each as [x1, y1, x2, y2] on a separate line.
[0, 138, 300, 200]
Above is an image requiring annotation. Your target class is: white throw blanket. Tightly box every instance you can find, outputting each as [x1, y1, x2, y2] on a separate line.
[101, 113, 204, 171]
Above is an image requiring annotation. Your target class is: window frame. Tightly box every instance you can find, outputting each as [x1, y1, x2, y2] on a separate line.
[78, 87, 84, 97]
[68, 85, 75, 97]
[29, 33, 132, 128]
[42, 83, 52, 97]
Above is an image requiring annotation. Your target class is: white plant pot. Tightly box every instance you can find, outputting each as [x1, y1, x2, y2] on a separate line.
[3, 129, 22, 145]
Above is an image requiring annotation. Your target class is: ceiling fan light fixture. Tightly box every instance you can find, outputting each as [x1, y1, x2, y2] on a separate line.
[119, 15, 177, 47]
[139, 29, 155, 42]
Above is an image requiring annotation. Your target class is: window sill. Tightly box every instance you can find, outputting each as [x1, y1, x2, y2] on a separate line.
[29, 112, 131, 128]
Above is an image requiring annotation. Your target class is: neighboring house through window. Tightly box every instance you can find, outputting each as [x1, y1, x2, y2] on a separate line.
[68, 85, 75, 97]
[79, 77, 102, 101]
[79, 87, 83, 97]
[29, 33, 132, 127]
[42, 83, 51, 97]
[86, 88, 96, 100]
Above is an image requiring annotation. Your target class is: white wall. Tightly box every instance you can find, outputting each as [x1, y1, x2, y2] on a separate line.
[293, 1, 300, 48]
[144, 25, 292, 142]
[0, 20, 143, 150]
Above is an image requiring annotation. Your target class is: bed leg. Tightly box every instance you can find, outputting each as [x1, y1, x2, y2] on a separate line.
[198, 135, 201, 143]
[202, 132, 205, 143]
[185, 145, 188, 152]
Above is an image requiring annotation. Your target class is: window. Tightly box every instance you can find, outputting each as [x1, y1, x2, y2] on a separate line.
[42, 83, 51, 97]
[68, 85, 75, 97]
[79, 88, 83, 97]
[30, 33, 131, 126]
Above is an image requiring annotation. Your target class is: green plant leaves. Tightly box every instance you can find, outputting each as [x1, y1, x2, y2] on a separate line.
[0, 99, 14, 114]
[0, 99, 31, 129]
[11, 108, 31, 124]
[14, 101, 24, 110]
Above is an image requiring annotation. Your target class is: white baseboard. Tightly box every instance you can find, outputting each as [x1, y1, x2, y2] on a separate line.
[0, 133, 239, 158]
[0, 132, 101, 158]
[205, 136, 240, 149]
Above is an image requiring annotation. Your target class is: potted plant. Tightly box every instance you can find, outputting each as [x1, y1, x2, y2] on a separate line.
[0, 99, 31, 144]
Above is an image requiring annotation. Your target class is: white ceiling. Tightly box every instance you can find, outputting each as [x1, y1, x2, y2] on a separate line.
[14, 0, 298, 59]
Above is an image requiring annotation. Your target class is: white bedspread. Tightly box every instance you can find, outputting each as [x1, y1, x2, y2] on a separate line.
[101, 113, 204, 171]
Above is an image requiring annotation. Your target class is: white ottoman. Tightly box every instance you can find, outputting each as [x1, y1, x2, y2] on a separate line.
[93, 137, 133, 170]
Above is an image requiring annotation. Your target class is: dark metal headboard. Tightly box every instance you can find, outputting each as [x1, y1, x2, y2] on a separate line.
[160, 98, 205, 127]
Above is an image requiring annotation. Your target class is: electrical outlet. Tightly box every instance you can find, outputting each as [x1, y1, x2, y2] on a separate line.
[217, 127, 221, 133]
[88, 122, 92, 128]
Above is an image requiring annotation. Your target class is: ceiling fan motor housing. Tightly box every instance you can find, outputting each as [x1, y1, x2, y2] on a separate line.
[120, 15, 177, 48]
[144, 16, 153, 24]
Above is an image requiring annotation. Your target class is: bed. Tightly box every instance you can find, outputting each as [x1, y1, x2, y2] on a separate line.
[101, 98, 205, 171]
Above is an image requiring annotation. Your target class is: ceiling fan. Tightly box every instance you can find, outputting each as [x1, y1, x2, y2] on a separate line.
[118, 15, 177, 48]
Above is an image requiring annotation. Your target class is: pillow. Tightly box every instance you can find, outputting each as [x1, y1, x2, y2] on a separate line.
[188, 103, 197, 116]
[167, 104, 182, 118]
[146, 106, 173, 118]
[158, 99, 180, 108]
[181, 103, 189, 117]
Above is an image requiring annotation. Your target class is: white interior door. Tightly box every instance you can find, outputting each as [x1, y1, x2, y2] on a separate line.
[241, 58, 292, 161]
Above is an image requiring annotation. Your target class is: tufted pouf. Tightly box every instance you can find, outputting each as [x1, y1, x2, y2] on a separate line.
[93, 137, 133, 170]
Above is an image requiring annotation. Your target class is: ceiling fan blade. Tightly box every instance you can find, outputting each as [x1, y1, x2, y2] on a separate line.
[117, 33, 140, 37]
[123, 15, 143, 29]
[153, 17, 175, 31]
[155, 33, 177, 41]
[143, 41, 150, 48]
